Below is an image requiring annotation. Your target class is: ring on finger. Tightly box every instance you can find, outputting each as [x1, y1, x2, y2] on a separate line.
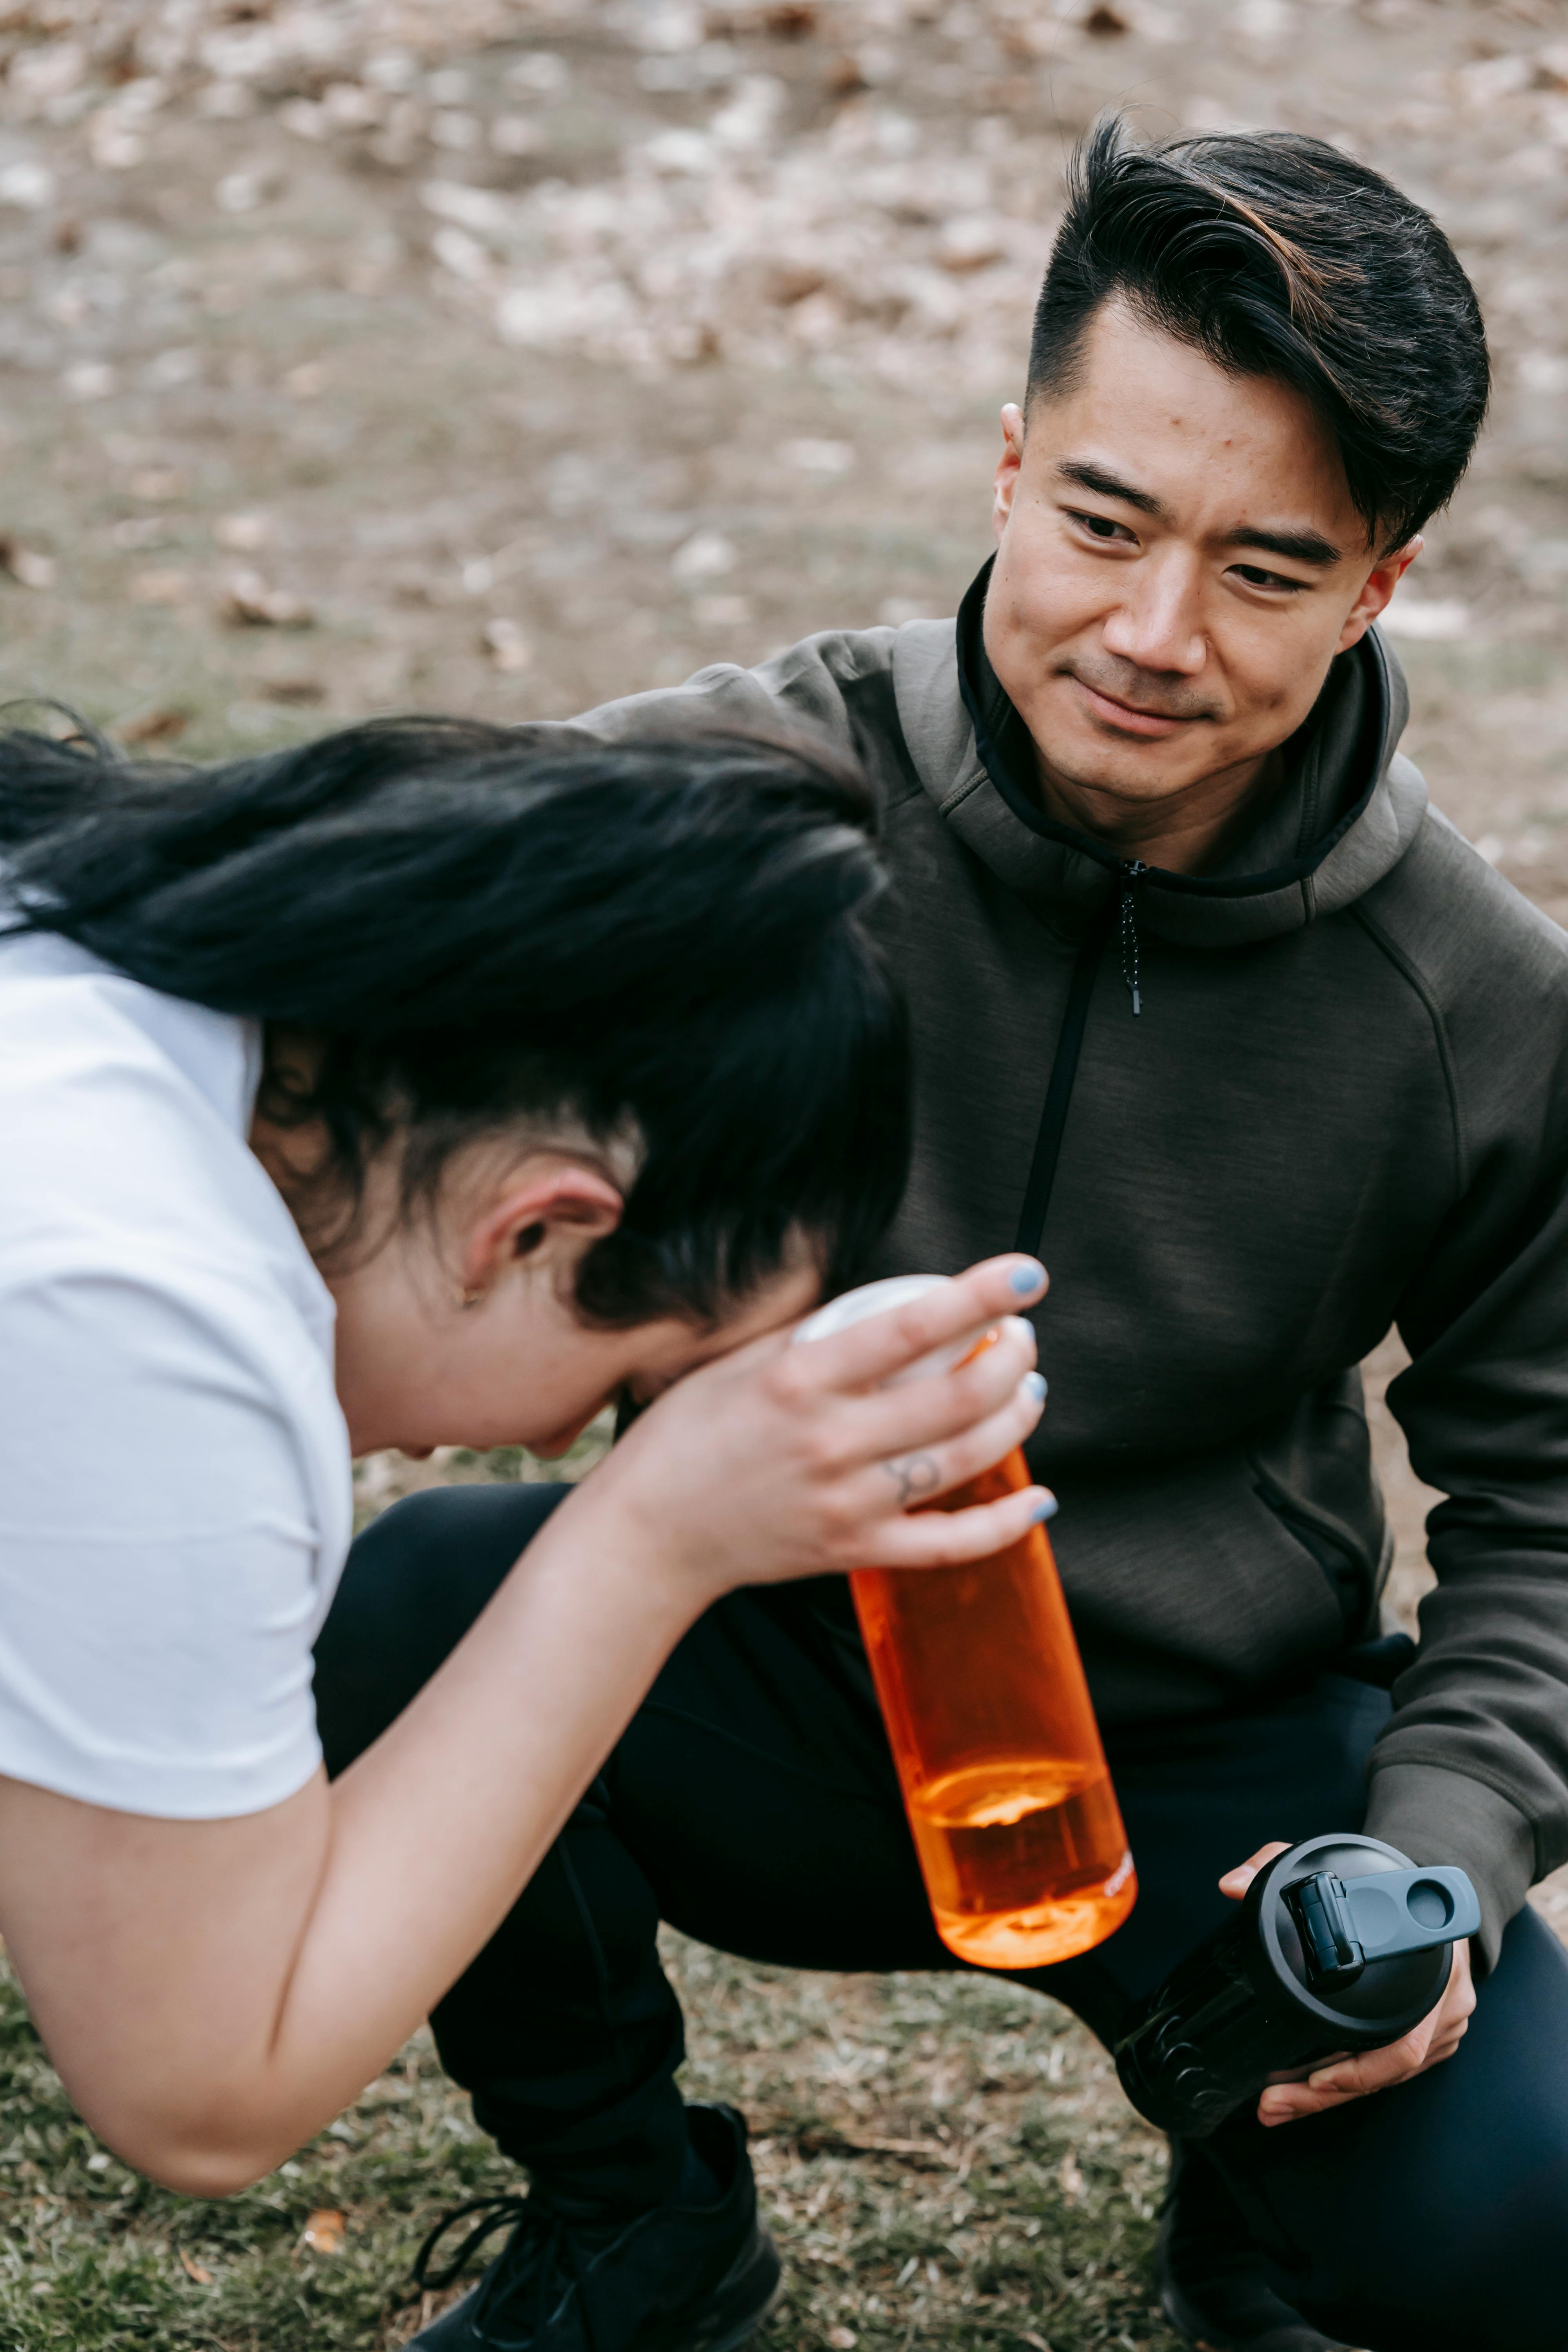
[882, 1450, 942, 1507]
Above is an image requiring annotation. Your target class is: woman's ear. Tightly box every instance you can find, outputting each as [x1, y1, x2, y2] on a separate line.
[460, 1160, 624, 1302]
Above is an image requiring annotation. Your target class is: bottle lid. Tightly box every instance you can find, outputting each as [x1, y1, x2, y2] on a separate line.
[792, 1275, 996, 1384]
[1245, 1833, 1479, 2042]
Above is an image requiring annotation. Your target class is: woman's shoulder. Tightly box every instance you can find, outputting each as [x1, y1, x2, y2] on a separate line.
[0, 933, 321, 1321]
[0, 926, 258, 1132]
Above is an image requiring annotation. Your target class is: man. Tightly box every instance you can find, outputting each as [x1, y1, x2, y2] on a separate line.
[316, 120, 1568, 2352]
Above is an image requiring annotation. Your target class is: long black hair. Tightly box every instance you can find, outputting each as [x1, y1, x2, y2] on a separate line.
[0, 713, 911, 1325]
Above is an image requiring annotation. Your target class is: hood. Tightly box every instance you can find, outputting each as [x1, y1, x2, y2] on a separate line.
[890, 558, 1428, 948]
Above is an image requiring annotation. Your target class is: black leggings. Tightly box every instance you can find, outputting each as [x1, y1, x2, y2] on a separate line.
[314, 1482, 1568, 2352]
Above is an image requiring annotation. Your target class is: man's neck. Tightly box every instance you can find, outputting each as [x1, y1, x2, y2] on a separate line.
[1031, 742, 1287, 875]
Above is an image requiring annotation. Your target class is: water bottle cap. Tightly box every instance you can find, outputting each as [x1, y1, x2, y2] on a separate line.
[1247, 1833, 1479, 2042]
[792, 1275, 996, 1384]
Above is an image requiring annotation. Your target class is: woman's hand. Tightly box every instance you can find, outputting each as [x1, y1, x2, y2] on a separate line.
[584, 1253, 1052, 1604]
[1218, 1842, 1477, 2126]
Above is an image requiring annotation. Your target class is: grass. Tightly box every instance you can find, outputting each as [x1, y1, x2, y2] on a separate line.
[0, 1929, 1179, 2352]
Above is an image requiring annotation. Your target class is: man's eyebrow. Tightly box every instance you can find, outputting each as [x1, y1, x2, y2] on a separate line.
[1229, 524, 1343, 568]
[1054, 459, 1345, 569]
[1055, 458, 1166, 517]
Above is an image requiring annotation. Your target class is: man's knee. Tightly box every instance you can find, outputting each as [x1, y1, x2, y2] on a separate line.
[314, 1480, 569, 1774]
[1458, 2143, 1568, 2339]
[1286, 1908, 1568, 2350]
[1348, 2109, 1568, 2351]
[1398, 1911, 1568, 2345]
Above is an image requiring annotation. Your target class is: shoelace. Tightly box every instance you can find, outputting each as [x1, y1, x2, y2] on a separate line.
[412, 2195, 606, 2352]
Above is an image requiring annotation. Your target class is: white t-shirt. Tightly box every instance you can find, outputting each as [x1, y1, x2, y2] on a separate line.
[0, 926, 353, 1817]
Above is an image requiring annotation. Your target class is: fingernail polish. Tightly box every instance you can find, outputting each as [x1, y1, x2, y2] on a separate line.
[1010, 1259, 1045, 1295]
[1023, 1371, 1047, 1403]
[1031, 1492, 1058, 1522]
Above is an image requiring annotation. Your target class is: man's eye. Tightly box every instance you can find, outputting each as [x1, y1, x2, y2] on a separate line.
[1070, 509, 1134, 543]
[1233, 563, 1304, 593]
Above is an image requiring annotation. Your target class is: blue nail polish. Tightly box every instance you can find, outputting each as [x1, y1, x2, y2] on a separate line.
[1010, 1259, 1045, 1296]
[1031, 1492, 1058, 1523]
[1023, 1371, 1047, 1403]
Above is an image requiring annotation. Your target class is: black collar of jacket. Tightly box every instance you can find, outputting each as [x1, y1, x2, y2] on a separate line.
[953, 555, 1395, 909]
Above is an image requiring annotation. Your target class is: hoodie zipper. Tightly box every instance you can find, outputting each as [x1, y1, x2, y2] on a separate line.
[1120, 859, 1147, 1017]
[1013, 867, 1146, 1258]
[1012, 900, 1114, 1259]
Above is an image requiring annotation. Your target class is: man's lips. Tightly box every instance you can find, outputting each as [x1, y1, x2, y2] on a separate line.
[1071, 675, 1207, 739]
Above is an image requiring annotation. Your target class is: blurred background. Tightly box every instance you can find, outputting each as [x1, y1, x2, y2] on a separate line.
[0, 2, 1565, 2343]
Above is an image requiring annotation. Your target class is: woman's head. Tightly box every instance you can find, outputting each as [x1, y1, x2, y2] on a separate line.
[0, 714, 911, 1451]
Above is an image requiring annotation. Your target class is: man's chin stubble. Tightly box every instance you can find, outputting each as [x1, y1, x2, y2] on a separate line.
[1037, 727, 1211, 811]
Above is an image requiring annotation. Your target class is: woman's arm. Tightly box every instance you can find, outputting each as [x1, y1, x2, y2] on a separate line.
[0, 1259, 1047, 2194]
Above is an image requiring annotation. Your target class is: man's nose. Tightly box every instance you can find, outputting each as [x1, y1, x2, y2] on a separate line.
[1100, 548, 1207, 677]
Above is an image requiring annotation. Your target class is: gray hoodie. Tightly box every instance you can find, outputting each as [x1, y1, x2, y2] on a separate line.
[576, 566, 1568, 1965]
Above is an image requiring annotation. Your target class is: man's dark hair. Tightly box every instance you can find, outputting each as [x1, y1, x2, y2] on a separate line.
[1027, 116, 1490, 552]
[0, 712, 911, 1324]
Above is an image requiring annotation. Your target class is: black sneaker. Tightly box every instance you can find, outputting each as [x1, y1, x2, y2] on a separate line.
[405, 2103, 781, 2352]
[1156, 2141, 1356, 2352]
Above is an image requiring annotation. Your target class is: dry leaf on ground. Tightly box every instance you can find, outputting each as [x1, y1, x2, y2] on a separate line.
[300, 2206, 347, 2255]
[0, 536, 56, 590]
[114, 707, 190, 745]
[482, 616, 533, 671]
[221, 570, 313, 627]
[128, 569, 191, 606]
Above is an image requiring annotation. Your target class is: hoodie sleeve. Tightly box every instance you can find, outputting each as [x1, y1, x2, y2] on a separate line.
[1359, 845, 1568, 1971]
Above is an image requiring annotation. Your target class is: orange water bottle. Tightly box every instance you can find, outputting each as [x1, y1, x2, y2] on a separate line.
[796, 1276, 1136, 1970]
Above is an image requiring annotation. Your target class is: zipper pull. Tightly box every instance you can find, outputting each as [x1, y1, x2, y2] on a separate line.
[1120, 859, 1147, 1016]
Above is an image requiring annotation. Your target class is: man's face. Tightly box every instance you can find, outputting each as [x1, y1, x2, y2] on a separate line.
[984, 298, 1418, 818]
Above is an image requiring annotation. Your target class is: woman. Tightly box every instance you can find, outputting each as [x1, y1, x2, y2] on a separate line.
[0, 712, 1049, 2199]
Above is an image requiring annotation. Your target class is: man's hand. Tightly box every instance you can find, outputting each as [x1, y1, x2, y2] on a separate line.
[1218, 1842, 1476, 2127]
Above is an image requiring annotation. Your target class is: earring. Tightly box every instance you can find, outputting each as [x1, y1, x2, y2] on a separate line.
[455, 1285, 485, 1310]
